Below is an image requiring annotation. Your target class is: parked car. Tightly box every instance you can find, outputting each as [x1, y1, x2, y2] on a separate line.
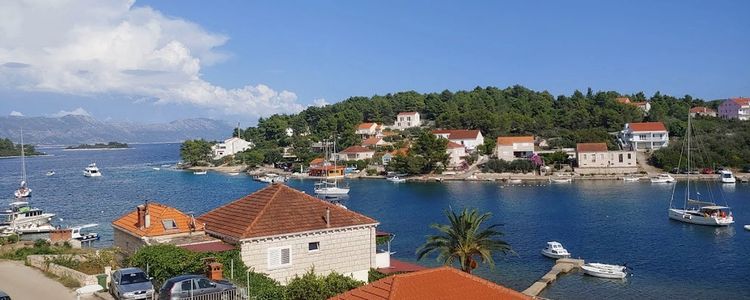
[158, 275, 235, 300]
[700, 168, 714, 174]
[743, 165, 750, 173]
[109, 268, 155, 300]
[0, 290, 10, 300]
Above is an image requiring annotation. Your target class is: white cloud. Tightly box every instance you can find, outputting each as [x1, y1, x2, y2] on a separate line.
[0, 0, 304, 117]
[9, 110, 23, 116]
[312, 98, 329, 107]
[51, 107, 91, 117]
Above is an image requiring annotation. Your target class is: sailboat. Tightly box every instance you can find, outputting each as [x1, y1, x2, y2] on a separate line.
[314, 139, 350, 196]
[667, 113, 734, 226]
[14, 130, 32, 198]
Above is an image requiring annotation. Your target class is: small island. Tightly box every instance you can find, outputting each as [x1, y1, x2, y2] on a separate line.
[65, 141, 130, 150]
[0, 138, 44, 157]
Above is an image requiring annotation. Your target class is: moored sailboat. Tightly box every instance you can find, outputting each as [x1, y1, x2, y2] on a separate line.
[14, 130, 32, 198]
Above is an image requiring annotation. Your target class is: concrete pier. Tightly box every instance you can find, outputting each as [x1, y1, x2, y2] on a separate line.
[522, 258, 584, 297]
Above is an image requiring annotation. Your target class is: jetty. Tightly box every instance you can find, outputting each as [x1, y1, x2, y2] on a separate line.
[522, 258, 584, 297]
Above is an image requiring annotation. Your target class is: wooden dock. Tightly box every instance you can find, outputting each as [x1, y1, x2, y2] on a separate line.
[522, 258, 584, 297]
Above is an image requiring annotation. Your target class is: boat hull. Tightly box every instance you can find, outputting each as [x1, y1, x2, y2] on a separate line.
[668, 209, 734, 226]
[541, 250, 570, 259]
[314, 188, 350, 196]
[581, 265, 627, 279]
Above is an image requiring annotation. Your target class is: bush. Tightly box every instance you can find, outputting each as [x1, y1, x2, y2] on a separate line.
[129, 244, 246, 286]
[365, 168, 378, 176]
[285, 269, 363, 300]
[246, 271, 285, 300]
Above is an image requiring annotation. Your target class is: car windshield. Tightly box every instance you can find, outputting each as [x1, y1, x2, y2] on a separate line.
[121, 272, 149, 285]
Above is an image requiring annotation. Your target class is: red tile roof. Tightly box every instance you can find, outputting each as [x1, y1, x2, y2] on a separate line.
[376, 259, 428, 275]
[627, 122, 666, 132]
[446, 141, 464, 149]
[112, 202, 204, 238]
[179, 240, 236, 253]
[615, 97, 631, 104]
[397, 112, 418, 116]
[358, 123, 377, 130]
[576, 143, 608, 153]
[330, 267, 531, 300]
[198, 184, 378, 240]
[390, 148, 409, 156]
[362, 137, 383, 146]
[496, 136, 534, 146]
[729, 97, 750, 106]
[310, 158, 325, 166]
[432, 130, 481, 140]
[340, 146, 375, 154]
[690, 106, 716, 113]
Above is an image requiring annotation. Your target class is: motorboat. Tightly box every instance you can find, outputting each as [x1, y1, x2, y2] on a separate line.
[256, 173, 286, 183]
[387, 176, 406, 183]
[549, 176, 573, 183]
[719, 170, 736, 184]
[152, 167, 161, 171]
[0, 202, 56, 234]
[508, 179, 523, 184]
[668, 202, 734, 226]
[622, 175, 640, 182]
[14, 181, 31, 198]
[581, 263, 628, 279]
[227, 172, 240, 176]
[541, 241, 571, 259]
[160, 164, 171, 168]
[744, 225, 750, 231]
[668, 113, 734, 227]
[46, 171, 55, 176]
[314, 180, 350, 196]
[70, 224, 100, 242]
[193, 171, 207, 175]
[83, 163, 102, 177]
[650, 173, 675, 183]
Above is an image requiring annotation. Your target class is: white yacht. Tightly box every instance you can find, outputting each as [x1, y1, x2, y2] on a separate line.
[549, 176, 573, 183]
[541, 241, 571, 259]
[622, 175, 641, 182]
[650, 173, 675, 183]
[0, 202, 56, 234]
[314, 180, 350, 196]
[193, 170, 207, 175]
[668, 113, 734, 227]
[83, 163, 102, 177]
[386, 176, 406, 183]
[581, 263, 628, 279]
[719, 170, 736, 184]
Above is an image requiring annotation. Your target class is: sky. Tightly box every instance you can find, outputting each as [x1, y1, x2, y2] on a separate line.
[1, 0, 748, 124]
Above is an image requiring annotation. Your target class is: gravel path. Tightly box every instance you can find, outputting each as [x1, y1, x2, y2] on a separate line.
[0, 259, 77, 300]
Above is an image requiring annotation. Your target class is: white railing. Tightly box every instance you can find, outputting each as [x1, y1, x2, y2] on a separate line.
[173, 288, 248, 300]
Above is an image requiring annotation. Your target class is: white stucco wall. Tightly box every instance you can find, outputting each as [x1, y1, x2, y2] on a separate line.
[239, 225, 376, 284]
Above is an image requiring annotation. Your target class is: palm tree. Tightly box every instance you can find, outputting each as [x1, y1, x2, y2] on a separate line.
[416, 208, 512, 274]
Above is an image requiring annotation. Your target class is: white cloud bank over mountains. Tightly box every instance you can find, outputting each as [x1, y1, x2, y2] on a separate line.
[0, 0, 303, 117]
[51, 107, 91, 118]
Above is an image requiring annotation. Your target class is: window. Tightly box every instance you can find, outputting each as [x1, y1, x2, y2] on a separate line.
[308, 242, 320, 252]
[162, 219, 177, 230]
[619, 154, 623, 163]
[268, 246, 292, 269]
[627, 153, 632, 160]
[180, 280, 194, 292]
[196, 278, 212, 289]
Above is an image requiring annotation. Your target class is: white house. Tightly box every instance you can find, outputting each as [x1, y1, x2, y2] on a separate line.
[212, 137, 253, 159]
[198, 184, 380, 283]
[394, 112, 421, 130]
[690, 106, 717, 118]
[575, 143, 637, 174]
[336, 146, 376, 161]
[445, 141, 467, 168]
[718, 98, 750, 120]
[494, 136, 534, 161]
[432, 130, 484, 151]
[361, 137, 391, 148]
[619, 122, 669, 151]
[356, 123, 381, 137]
[616, 97, 651, 114]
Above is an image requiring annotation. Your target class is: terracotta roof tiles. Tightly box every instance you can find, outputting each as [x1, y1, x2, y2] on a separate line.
[358, 123, 377, 130]
[340, 146, 375, 154]
[432, 130, 482, 140]
[627, 122, 666, 132]
[197, 184, 378, 240]
[576, 143, 608, 153]
[397, 112, 418, 116]
[330, 267, 531, 300]
[496, 136, 534, 146]
[111, 202, 203, 237]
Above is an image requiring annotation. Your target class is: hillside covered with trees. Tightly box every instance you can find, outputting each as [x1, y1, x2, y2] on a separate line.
[0, 138, 43, 157]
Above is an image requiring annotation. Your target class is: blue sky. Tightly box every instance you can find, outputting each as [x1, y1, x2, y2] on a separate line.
[1, 0, 748, 124]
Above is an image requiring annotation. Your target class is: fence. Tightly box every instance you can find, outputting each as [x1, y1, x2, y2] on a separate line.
[172, 288, 248, 300]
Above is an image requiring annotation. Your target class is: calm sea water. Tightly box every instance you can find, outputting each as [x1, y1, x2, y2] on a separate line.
[1, 143, 748, 299]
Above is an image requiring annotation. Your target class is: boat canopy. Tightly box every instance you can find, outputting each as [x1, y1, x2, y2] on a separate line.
[8, 201, 29, 206]
[688, 199, 716, 206]
[700, 206, 731, 210]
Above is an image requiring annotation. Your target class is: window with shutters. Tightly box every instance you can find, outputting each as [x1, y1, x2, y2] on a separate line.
[268, 246, 292, 269]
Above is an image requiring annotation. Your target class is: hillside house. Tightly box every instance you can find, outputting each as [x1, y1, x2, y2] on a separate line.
[690, 106, 717, 118]
[356, 123, 381, 137]
[337, 146, 376, 161]
[432, 129, 484, 151]
[445, 141, 467, 168]
[575, 143, 637, 174]
[619, 122, 669, 151]
[394, 112, 421, 130]
[495, 136, 534, 161]
[718, 97, 750, 120]
[616, 97, 651, 114]
[212, 137, 253, 159]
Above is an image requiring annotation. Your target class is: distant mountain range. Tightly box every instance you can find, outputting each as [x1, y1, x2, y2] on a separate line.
[0, 115, 234, 145]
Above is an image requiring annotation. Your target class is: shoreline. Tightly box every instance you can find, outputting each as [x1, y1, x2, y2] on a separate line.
[61, 148, 131, 151]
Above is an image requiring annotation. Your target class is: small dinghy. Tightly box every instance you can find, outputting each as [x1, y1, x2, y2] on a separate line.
[744, 225, 750, 231]
[581, 263, 628, 279]
[622, 176, 640, 182]
[549, 176, 573, 183]
[193, 171, 207, 175]
[387, 176, 406, 183]
[46, 171, 55, 176]
[508, 179, 523, 184]
[541, 241, 571, 259]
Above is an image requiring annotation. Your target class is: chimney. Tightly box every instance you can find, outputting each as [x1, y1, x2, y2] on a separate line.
[325, 208, 330, 228]
[144, 203, 151, 228]
[136, 205, 146, 229]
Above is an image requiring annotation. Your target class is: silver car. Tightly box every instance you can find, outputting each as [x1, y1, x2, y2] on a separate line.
[109, 268, 155, 300]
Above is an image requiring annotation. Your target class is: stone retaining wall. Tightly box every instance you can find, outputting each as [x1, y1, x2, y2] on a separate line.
[27, 255, 102, 286]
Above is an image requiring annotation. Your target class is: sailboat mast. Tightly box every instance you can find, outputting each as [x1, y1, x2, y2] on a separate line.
[20, 128, 26, 182]
[685, 113, 691, 209]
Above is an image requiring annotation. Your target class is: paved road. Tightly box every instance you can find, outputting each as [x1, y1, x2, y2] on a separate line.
[0, 260, 77, 300]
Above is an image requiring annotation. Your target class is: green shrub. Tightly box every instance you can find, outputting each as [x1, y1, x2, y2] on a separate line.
[129, 244, 246, 286]
[285, 268, 363, 300]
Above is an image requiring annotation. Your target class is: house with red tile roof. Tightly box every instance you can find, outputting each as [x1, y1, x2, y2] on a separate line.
[394, 112, 421, 130]
[362, 137, 391, 148]
[356, 122, 382, 137]
[495, 136, 534, 161]
[575, 143, 637, 174]
[330, 266, 531, 300]
[432, 129, 484, 151]
[112, 202, 224, 255]
[337, 146, 376, 161]
[689, 106, 717, 118]
[197, 184, 380, 283]
[616, 97, 651, 114]
[619, 122, 669, 151]
[718, 97, 749, 120]
[445, 141, 467, 168]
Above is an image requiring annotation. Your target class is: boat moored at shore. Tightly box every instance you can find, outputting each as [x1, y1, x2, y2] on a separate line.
[650, 173, 675, 183]
[581, 263, 628, 279]
[541, 241, 571, 259]
[719, 170, 736, 184]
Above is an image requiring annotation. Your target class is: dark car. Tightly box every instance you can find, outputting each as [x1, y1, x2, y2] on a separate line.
[109, 268, 155, 300]
[0, 290, 10, 300]
[158, 275, 235, 300]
